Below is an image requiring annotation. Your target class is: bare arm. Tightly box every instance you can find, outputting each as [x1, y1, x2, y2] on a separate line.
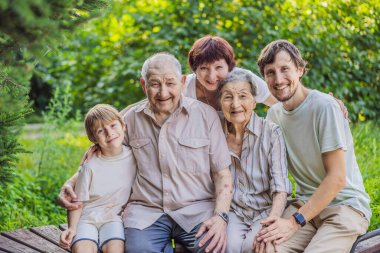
[57, 172, 80, 210]
[60, 206, 83, 249]
[196, 167, 233, 253]
[297, 149, 346, 221]
[257, 148, 346, 245]
[269, 192, 288, 218]
[263, 94, 278, 107]
[213, 167, 233, 213]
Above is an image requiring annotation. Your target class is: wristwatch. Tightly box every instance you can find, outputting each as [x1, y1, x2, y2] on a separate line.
[292, 212, 306, 227]
[216, 212, 229, 224]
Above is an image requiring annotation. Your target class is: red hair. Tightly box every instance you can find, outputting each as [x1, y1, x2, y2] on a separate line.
[188, 35, 236, 72]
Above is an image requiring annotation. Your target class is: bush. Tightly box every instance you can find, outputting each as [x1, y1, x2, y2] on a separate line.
[0, 82, 90, 232]
[36, 0, 379, 121]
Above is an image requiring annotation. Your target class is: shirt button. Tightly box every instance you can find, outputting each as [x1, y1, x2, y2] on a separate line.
[164, 191, 169, 195]
[163, 173, 168, 177]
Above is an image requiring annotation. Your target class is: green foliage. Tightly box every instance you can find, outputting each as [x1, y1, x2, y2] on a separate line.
[0, 84, 90, 231]
[0, 0, 110, 184]
[39, 0, 379, 120]
[352, 121, 380, 230]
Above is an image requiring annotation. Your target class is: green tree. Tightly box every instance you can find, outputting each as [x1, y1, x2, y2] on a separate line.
[40, 0, 379, 121]
[0, 0, 109, 185]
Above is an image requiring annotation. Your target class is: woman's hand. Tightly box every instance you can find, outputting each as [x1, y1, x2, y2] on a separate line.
[328, 92, 349, 120]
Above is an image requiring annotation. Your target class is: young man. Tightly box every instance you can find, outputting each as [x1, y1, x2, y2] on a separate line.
[255, 40, 371, 253]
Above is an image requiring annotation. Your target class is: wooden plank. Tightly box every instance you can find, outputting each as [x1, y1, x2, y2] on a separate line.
[354, 235, 380, 253]
[30, 225, 69, 252]
[0, 235, 40, 253]
[2, 229, 67, 253]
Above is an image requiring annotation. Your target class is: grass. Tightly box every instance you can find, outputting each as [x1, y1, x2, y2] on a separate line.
[0, 120, 379, 232]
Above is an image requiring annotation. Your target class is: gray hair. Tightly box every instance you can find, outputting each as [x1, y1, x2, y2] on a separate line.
[141, 52, 182, 81]
[217, 68, 257, 98]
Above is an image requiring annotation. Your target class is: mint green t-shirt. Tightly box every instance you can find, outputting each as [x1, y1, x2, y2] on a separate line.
[267, 90, 371, 221]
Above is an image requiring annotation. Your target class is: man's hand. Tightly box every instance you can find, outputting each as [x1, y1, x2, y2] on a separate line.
[196, 215, 227, 253]
[256, 216, 299, 246]
[57, 181, 82, 210]
[79, 144, 99, 165]
[60, 228, 76, 249]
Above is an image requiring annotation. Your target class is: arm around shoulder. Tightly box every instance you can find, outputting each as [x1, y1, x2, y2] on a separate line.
[58, 171, 81, 210]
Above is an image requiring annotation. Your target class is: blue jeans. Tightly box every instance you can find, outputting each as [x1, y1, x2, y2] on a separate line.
[125, 214, 208, 253]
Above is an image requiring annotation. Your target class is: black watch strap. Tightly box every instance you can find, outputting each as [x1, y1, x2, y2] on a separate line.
[216, 212, 229, 224]
[292, 212, 306, 227]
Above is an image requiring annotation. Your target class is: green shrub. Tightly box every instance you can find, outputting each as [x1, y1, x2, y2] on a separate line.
[352, 121, 380, 231]
[36, 0, 379, 121]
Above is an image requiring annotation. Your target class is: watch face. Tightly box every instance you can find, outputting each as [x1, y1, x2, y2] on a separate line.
[220, 212, 229, 222]
[293, 212, 306, 226]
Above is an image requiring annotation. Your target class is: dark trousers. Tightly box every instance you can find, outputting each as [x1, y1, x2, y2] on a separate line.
[125, 214, 209, 253]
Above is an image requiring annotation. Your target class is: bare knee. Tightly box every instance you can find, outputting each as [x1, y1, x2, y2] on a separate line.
[72, 240, 97, 253]
[102, 239, 124, 253]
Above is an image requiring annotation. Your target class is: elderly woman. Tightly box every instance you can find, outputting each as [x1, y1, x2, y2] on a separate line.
[217, 68, 292, 253]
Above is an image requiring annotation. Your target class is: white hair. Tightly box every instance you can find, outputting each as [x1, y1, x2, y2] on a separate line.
[217, 68, 257, 97]
[141, 52, 182, 81]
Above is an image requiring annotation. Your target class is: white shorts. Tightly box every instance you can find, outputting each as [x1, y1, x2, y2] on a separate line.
[72, 221, 125, 250]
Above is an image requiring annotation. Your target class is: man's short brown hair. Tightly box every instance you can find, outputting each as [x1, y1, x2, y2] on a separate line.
[188, 35, 236, 72]
[257, 40, 308, 78]
[84, 104, 123, 143]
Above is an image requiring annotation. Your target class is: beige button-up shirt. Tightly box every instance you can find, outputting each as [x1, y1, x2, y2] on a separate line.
[230, 113, 292, 224]
[122, 96, 231, 233]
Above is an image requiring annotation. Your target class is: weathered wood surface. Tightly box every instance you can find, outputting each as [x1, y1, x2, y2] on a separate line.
[1, 228, 67, 253]
[30, 225, 69, 250]
[0, 225, 379, 253]
[0, 235, 40, 253]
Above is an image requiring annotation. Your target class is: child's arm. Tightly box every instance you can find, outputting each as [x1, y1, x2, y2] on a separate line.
[60, 205, 83, 249]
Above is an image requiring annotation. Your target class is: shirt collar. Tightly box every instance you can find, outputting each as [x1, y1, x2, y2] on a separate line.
[246, 112, 261, 137]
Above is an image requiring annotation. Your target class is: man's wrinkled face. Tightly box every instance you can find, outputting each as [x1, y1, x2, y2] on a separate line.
[141, 60, 185, 116]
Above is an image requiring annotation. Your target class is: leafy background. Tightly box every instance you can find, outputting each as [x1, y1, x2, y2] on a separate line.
[0, 0, 379, 234]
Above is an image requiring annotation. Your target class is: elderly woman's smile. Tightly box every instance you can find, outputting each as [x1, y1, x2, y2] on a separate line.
[220, 81, 256, 126]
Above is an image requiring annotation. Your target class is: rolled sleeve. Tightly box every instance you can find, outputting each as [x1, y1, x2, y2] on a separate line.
[208, 111, 231, 172]
[269, 126, 292, 195]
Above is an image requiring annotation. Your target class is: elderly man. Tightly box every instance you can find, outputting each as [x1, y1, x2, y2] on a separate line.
[255, 40, 371, 253]
[59, 52, 233, 253]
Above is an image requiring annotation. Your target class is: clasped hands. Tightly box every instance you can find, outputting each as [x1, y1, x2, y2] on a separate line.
[253, 216, 300, 253]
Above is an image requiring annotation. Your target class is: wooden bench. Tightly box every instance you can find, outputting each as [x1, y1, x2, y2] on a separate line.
[0, 225, 379, 253]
